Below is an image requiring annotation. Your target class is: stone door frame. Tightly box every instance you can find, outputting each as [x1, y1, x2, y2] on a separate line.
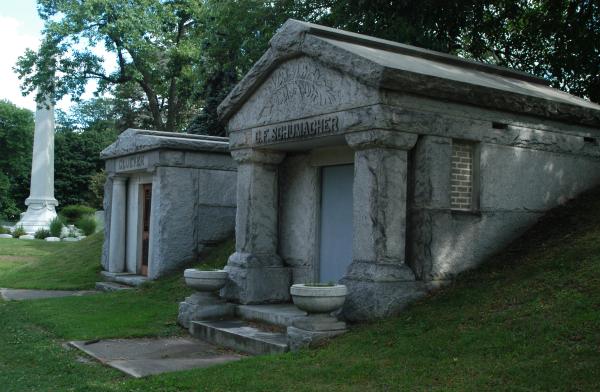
[308, 146, 355, 284]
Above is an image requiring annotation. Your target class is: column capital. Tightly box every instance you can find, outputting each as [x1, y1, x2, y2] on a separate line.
[111, 176, 128, 184]
[345, 130, 418, 151]
[231, 148, 286, 165]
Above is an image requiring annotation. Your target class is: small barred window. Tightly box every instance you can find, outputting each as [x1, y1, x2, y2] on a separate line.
[450, 141, 473, 210]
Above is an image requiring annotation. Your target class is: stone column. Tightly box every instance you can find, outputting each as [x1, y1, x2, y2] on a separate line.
[342, 130, 426, 321]
[108, 176, 127, 273]
[16, 98, 59, 233]
[222, 148, 291, 304]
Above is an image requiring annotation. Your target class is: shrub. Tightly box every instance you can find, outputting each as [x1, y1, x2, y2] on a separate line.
[0, 226, 10, 235]
[88, 170, 107, 210]
[60, 205, 95, 223]
[75, 216, 97, 236]
[11, 226, 26, 238]
[34, 228, 51, 239]
[49, 216, 64, 238]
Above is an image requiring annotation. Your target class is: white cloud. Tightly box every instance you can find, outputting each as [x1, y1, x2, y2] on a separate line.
[0, 15, 41, 111]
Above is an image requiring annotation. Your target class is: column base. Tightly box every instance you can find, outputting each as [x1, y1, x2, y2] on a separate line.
[16, 199, 58, 234]
[222, 253, 291, 304]
[341, 261, 427, 321]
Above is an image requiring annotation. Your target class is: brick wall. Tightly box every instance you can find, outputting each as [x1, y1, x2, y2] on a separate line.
[451, 142, 473, 210]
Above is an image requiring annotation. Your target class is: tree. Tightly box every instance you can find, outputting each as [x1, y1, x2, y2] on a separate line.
[16, 0, 205, 132]
[459, 0, 600, 103]
[54, 98, 118, 207]
[317, 0, 485, 53]
[16, 0, 599, 139]
[187, 0, 323, 135]
[0, 100, 33, 220]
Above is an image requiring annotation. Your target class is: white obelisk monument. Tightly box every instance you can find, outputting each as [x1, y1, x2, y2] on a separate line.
[16, 97, 58, 233]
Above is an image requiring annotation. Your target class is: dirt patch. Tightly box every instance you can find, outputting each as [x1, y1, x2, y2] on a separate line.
[0, 255, 37, 263]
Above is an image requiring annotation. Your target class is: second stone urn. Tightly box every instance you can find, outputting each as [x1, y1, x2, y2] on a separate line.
[287, 284, 348, 350]
[177, 269, 234, 329]
[290, 284, 347, 314]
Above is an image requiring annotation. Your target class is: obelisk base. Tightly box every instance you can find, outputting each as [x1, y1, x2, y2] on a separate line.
[16, 197, 58, 234]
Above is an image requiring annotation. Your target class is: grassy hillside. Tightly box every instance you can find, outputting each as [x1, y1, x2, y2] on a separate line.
[0, 189, 599, 391]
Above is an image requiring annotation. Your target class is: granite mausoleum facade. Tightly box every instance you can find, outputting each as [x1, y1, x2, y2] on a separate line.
[217, 20, 600, 321]
[101, 129, 236, 279]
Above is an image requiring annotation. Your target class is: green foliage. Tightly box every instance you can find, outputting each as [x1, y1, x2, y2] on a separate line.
[49, 216, 64, 238]
[11, 226, 26, 238]
[34, 229, 51, 240]
[193, 238, 234, 270]
[60, 205, 95, 224]
[87, 170, 107, 210]
[54, 102, 118, 207]
[75, 216, 97, 236]
[0, 100, 33, 220]
[0, 226, 11, 234]
[188, 0, 318, 135]
[318, 0, 480, 53]
[458, 0, 600, 103]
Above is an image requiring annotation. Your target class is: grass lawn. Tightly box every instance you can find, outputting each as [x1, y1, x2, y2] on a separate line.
[1, 191, 599, 391]
[0, 234, 103, 290]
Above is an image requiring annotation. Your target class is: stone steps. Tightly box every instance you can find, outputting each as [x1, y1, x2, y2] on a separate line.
[235, 304, 306, 327]
[101, 271, 148, 287]
[95, 281, 133, 292]
[190, 319, 288, 356]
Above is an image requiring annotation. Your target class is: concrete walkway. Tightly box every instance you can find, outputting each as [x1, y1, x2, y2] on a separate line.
[70, 337, 242, 377]
[0, 288, 98, 301]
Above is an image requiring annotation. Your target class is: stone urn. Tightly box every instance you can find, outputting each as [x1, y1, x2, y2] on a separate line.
[290, 283, 348, 314]
[184, 269, 228, 292]
[178, 269, 234, 329]
[287, 284, 349, 351]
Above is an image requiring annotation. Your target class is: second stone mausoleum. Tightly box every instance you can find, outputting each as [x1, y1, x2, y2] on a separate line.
[101, 129, 237, 280]
[217, 20, 600, 321]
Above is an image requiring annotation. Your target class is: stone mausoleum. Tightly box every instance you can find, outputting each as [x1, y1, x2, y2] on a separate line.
[101, 129, 236, 280]
[217, 20, 600, 321]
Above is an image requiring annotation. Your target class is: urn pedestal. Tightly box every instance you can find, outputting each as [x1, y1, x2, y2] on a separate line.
[177, 269, 234, 329]
[287, 284, 348, 351]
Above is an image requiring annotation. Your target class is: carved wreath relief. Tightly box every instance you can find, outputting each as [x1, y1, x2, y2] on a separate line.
[259, 60, 339, 118]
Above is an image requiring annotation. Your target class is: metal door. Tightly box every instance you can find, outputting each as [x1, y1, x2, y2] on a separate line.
[140, 183, 152, 276]
[319, 164, 353, 283]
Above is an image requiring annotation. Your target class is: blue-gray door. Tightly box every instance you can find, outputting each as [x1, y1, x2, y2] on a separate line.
[319, 164, 354, 283]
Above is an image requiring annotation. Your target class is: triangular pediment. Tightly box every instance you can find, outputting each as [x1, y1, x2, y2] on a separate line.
[227, 56, 379, 132]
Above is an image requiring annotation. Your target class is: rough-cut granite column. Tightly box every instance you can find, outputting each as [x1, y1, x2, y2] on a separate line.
[101, 176, 113, 271]
[222, 149, 291, 304]
[108, 176, 127, 273]
[342, 130, 426, 321]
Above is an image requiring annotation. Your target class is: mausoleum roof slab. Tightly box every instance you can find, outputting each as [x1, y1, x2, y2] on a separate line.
[219, 19, 600, 129]
[101, 129, 230, 159]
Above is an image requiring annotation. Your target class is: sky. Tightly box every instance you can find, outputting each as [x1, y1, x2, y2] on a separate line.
[0, 0, 43, 111]
[0, 0, 111, 113]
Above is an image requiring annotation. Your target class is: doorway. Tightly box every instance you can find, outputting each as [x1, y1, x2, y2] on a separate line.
[318, 164, 353, 282]
[140, 183, 152, 276]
